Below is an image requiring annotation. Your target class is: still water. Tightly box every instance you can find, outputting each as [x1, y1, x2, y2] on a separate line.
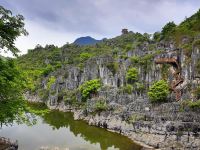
[0, 104, 142, 150]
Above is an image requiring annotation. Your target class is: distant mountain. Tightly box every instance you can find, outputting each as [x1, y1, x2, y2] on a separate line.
[73, 36, 102, 46]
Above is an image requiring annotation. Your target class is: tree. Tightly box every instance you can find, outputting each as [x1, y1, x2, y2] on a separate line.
[148, 80, 169, 103]
[126, 68, 138, 84]
[143, 33, 151, 41]
[153, 32, 161, 41]
[0, 6, 28, 56]
[80, 79, 101, 101]
[0, 5, 28, 125]
[161, 22, 176, 40]
[0, 58, 26, 125]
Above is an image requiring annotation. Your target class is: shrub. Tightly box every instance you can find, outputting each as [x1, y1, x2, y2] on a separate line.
[148, 80, 169, 103]
[188, 100, 200, 109]
[130, 56, 139, 65]
[42, 64, 54, 76]
[126, 68, 138, 83]
[135, 82, 145, 93]
[193, 86, 200, 99]
[120, 84, 133, 94]
[106, 62, 119, 75]
[153, 32, 161, 41]
[182, 43, 192, 57]
[195, 60, 200, 75]
[38, 89, 49, 101]
[180, 99, 200, 110]
[80, 79, 101, 101]
[128, 114, 145, 123]
[54, 62, 62, 69]
[161, 22, 176, 40]
[47, 76, 56, 90]
[125, 44, 132, 52]
[63, 90, 77, 105]
[161, 64, 170, 80]
[94, 99, 108, 112]
[120, 55, 128, 60]
[193, 39, 200, 48]
[80, 52, 92, 62]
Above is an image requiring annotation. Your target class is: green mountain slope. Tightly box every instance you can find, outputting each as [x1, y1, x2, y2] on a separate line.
[17, 9, 200, 95]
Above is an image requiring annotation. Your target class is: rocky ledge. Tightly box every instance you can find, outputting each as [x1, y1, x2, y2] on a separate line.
[26, 89, 200, 150]
[45, 100, 200, 150]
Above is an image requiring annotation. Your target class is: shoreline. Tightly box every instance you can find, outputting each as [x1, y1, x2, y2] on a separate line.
[47, 104, 155, 150]
[27, 96, 200, 150]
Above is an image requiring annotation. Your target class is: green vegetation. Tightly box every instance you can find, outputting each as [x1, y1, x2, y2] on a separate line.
[181, 100, 200, 110]
[94, 98, 108, 112]
[0, 6, 28, 56]
[0, 58, 26, 124]
[135, 82, 145, 93]
[161, 22, 176, 40]
[182, 43, 193, 64]
[130, 54, 155, 74]
[196, 60, 200, 75]
[126, 68, 138, 83]
[6, 7, 200, 119]
[42, 64, 54, 76]
[80, 79, 101, 101]
[193, 86, 200, 100]
[153, 32, 161, 41]
[47, 76, 56, 90]
[27, 102, 49, 116]
[38, 89, 49, 101]
[128, 113, 145, 123]
[152, 9, 200, 44]
[148, 80, 169, 103]
[80, 52, 93, 62]
[0, 6, 28, 125]
[178, 9, 200, 33]
[120, 84, 133, 94]
[106, 62, 119, 75]
[130, 56, 140, 64]
[62, 90, 78, 105]
[188, 100, 200, 109]
[193, 39, 200, 48]
[161, 64, 170, 80]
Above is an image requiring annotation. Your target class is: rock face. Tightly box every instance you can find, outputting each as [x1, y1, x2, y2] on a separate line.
[26, 39, 200, 149]
[0, 137, 18, 150]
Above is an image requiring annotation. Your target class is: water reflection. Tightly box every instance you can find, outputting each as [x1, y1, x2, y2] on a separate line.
[0, 103, 142, 150]
[43, 110, 141, 150]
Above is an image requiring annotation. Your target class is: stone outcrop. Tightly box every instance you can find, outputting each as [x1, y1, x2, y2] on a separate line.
[0, 137, 18, 150]
[26, 39, 200, 149]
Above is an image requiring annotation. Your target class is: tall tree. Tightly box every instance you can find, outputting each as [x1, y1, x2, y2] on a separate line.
[0, 5, 28, 56]
[0, 5, 28, 125]
[161, 21, 176, 40]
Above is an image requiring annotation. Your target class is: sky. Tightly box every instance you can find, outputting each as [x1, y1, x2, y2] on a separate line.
[1, 0, 200, 56]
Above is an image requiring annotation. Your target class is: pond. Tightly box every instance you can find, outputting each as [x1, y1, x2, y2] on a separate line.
[0, 103, 142, 150]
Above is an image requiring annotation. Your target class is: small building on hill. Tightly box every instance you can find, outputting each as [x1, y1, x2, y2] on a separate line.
[122, 29, 128, 34]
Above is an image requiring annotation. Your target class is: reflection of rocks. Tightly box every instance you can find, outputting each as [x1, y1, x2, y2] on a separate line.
[39, 146, 69, 150]
[70, 144, 100, 150]
[37, 107, 142, 150]
[0, 137, 18, 150]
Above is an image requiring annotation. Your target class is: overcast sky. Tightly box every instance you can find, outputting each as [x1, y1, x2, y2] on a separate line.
[1, 0, 200, 56]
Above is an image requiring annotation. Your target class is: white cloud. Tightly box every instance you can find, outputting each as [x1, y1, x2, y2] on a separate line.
[1, 0, 200, 57]
[3, 20, 104, 57]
